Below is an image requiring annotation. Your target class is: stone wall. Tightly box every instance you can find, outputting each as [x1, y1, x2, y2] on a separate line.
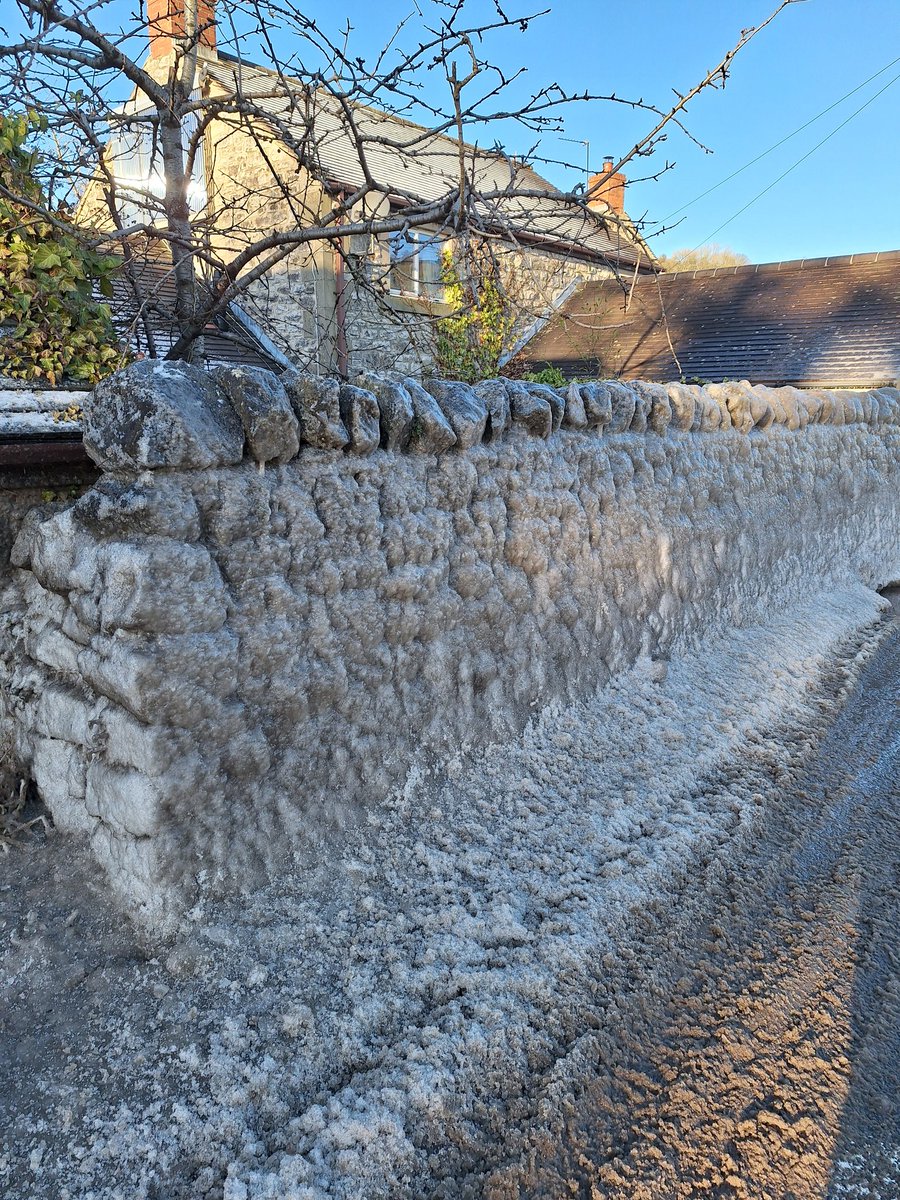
[2, 363, 899, 927]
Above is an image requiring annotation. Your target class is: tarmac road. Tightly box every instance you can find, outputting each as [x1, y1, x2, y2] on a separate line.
[483, 596, 900, 1200]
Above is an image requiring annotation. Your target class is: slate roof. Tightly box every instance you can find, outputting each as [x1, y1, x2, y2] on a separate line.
[206, 53, 651, 269]
[516, 250, 900, 387]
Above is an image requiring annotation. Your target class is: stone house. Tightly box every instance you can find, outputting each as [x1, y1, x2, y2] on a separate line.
[90, 0, 654, 377]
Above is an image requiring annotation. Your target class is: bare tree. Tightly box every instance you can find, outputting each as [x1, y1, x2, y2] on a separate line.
[0, 0, 798, 373]
[658, 243, 751, 272]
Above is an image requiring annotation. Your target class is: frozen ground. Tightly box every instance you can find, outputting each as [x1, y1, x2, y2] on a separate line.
[1, 582, 899, 1199]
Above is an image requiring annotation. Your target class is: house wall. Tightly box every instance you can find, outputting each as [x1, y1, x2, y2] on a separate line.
[201, 107, 629, 376]
[2, 366, 898, 929]
[335, 239, 620, 378]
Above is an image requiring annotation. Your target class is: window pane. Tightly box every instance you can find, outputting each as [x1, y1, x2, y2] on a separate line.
[418, 255, 444, 301]
[389, 231, 416, 293]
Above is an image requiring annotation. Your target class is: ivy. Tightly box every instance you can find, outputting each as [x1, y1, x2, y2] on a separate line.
[434, 245, 516, 384]
[0, 112, 125, 385]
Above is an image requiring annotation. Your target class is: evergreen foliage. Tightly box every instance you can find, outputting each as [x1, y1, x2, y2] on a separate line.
[435, 246, 515, 384]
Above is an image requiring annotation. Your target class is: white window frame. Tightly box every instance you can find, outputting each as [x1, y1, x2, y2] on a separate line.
[388, 228, 445, 301]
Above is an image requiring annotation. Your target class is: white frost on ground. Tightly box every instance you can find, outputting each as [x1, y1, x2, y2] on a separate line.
[831, 1152, 900, 1198]
[2, 582, 892, 1199]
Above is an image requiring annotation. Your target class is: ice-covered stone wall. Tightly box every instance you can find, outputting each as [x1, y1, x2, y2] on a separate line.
[3, 363, 899, 926]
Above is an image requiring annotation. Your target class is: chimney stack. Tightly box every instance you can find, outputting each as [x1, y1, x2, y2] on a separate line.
[587, 159, 626, 216]
[147, 0, 216, 60]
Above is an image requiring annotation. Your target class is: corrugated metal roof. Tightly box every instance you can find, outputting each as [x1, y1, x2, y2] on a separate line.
[108, 256, 285, 371]
[205, 54, 650, 268]
[516, 250, 900, 387]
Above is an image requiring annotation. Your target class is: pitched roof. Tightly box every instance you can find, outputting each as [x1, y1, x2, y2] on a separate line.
[108, 256, 288, 372]
[516, 250, 900, 387]
[205, 53, 651, 269]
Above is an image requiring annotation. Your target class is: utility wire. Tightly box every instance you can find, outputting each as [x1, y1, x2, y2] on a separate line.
[658, 52, 900, 226]
[695, 66, 900, 247]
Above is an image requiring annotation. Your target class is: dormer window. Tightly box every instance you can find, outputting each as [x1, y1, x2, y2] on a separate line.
[388, 229, 445, 301]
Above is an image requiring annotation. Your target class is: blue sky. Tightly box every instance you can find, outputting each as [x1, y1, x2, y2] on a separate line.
[304, 0, 900, 263]
[8, 0, 899, 262]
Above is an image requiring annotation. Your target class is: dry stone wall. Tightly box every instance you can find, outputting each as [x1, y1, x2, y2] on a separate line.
[3, 361, 899, 927]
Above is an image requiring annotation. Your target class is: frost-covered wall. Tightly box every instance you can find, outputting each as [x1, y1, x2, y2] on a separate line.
[3, 364, 899, 926]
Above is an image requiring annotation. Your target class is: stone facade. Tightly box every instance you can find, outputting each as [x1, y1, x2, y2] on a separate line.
[1, 364, 898, 929]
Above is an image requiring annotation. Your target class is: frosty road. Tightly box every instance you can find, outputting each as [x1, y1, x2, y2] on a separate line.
[1, 587, 900, 1198]
[490, 593, 900, 1199]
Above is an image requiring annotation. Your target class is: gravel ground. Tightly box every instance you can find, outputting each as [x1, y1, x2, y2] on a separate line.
[1, 586, 898, 1199]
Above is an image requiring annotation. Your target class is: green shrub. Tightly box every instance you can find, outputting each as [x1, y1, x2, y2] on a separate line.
[435, 246, 515, 384]
[522, 365, 567, 388]
[0, 112, 125, 385]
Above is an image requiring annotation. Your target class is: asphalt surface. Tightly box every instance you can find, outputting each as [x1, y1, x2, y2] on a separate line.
[483, 596, 900, 1199]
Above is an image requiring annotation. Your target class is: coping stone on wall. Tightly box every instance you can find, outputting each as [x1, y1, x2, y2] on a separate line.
[79, 361, 900, 478]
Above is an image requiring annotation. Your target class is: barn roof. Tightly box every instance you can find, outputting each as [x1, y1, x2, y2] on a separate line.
[516, 249, 900, 387]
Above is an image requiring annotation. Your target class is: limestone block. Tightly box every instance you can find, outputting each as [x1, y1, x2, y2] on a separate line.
[746, 387, 775, 431]
[357, 373, 414, 450]
[79, 631, 238, 723]
[99, 706, 178, 776]
[759, 385, 788, 427]
[798, 389, 823, 425]
[772, 386, 803, 431]
[9, 505, 57, 571]
[696, 393, 725, 432]
[66, 592, 101, 637]
[282, 372, 348, 450]
[97, 539, 228, 634]
[579, 383, 613, 431]
[31, 626, 82, 677]
[86, 760, 163, 837]
[402, 379, 458, 454]
[84, 360, 245, 471]
[628, 383, 651, 432]
[424, 380, 489, 449]
[507, 382, 552, 438]
[607, 381, 638, 434]
[473, 378, 511, 438]
[211, 366, 300, 464]
[31, 735, 91, 834]
[562, 382, 588, 429]
[70, 478, 201, 542]
[522, 383, 564, 432]
[632, 382, 671, 434]
[876, 387, 900, 423]
[27, 509, 95, 594]
[33, 681, 101, 746]
[338, 384, 380, 454]
[666, 383, 696, 432]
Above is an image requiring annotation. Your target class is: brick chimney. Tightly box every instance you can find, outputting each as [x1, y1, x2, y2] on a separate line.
[147, 0, 216, 59]
[587, 159, 626, 216]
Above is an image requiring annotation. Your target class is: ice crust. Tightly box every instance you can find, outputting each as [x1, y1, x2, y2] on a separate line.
[2, 371, 899, 925]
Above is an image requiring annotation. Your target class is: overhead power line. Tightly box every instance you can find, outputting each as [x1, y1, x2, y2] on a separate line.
[658, 51, 900, 227]
[694, 66, 900, 247]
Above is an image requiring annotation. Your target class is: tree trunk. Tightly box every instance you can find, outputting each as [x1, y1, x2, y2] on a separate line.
[159, 113, 202, 363]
